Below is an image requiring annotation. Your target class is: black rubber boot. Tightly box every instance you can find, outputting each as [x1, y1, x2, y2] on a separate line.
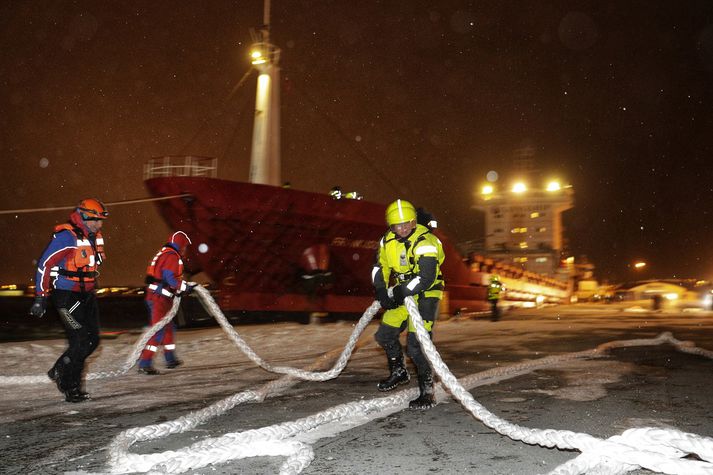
[138, 366, 161, 375]
[165, 359, 183, 369]
[377, 355, 410, 391]
[64, 387, 90, 403]
[409, 372, 435, 410]
[47, 366, 64, 393]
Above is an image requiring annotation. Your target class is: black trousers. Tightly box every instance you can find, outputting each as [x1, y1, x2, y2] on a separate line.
[50, 290, 101, 391]
[489, 299, 500, 321]
[374, 297, 440, 378]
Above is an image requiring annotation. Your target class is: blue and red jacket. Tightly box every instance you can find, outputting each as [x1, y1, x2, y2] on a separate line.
[145, 243, 187, 300]
[34, 211, 106, 296]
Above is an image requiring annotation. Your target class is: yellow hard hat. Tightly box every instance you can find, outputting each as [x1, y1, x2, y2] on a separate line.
[385, 199, 416, 226]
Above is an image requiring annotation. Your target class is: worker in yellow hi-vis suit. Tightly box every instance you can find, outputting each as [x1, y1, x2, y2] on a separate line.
[371, 199, 445, 410]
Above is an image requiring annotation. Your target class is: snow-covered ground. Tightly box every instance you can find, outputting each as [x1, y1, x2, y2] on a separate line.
[2, 302, 713, 474]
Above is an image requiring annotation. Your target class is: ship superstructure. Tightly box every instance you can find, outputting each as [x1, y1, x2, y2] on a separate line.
[475, 173, 573, 277]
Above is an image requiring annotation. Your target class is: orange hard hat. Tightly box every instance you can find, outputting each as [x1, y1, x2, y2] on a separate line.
[77, 198, 108, 220]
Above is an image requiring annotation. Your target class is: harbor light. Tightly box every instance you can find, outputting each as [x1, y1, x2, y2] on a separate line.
[251, 49, 266, 65]
[546, 181, 561, 192]
[512, 182, 527, 193]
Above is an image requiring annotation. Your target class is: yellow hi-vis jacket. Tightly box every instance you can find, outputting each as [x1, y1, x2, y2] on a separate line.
[372, 224, 445, 299]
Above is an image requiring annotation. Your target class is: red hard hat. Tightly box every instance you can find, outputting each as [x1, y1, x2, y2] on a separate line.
[169, 231, 192, 248]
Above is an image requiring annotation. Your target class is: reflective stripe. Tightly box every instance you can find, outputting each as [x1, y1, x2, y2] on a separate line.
[407, 277, 421, 291]
[148, 283, 174, 298]
[164, 344, 176, 350]
[414, 245, 437, 255]
[371, 266, 380, 283]
[179, 281, 187, 292]
[96, 237, 104, 245]
[145, 345, 158, 352]
[68, 301, 80, 314]
[50, 266, 60, 277]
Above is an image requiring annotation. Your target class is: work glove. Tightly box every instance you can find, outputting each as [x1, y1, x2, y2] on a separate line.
[375, 287, 397, 310]
[391, 285, 406, 306]
[29, 296, 47, 318]
[178, 283, 197, 296]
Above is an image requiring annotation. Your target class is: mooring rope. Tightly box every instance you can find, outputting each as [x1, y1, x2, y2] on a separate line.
[403, 296, 713, 475]
[105, 292, 713, 474]
[0, 285, 380, 386]
[4, 288, 713, 474]
[0, 297, 183, 385]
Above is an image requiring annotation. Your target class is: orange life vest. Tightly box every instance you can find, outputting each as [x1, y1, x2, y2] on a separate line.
[51, 223, 105, 284]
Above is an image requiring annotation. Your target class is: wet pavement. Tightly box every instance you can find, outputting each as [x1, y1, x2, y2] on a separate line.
[1, 304, 713, 474]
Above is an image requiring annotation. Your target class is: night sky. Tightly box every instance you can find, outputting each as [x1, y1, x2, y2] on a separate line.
[2, 1, 713, 287]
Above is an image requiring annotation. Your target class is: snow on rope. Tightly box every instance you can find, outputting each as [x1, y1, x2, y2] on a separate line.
[105, 291, 713, 475]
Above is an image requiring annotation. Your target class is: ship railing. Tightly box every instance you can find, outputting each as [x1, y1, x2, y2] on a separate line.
[143, 156, 218, 180]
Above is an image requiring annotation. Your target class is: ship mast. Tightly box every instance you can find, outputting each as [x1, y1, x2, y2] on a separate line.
[248, 0, 281, 186]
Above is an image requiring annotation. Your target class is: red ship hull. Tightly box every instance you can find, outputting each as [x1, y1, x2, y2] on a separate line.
[145, 177, 489, 314]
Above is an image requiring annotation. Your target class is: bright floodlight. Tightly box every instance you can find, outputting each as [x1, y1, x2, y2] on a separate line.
[512, 182, 527, 193]
[634, 261, 646, 269]
[482, 184, 494, 195]
[251, 50, 266, 65]
[546, 181, 561, 192]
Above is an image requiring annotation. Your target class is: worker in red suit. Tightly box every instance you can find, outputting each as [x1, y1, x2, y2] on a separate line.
[138, 231, 193, 375]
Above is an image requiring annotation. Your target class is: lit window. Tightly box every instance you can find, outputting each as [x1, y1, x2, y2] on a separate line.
[519, 242, 528, 249]
[535, 257, 548, 263]
[530, 212, 540, 218]
[537, 227, 547, 232]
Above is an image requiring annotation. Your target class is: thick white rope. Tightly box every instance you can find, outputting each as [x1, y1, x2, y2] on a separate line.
[105, 292, 713, 474]
[0, 297, 183, 385]
[0, 285, 380, 386]
[5, 287, 713, 474]
[193, 285, 381, 380]
[403, 296, 713, 475]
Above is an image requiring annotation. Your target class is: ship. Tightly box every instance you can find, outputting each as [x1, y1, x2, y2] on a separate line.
[144, 3, 568, 316]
